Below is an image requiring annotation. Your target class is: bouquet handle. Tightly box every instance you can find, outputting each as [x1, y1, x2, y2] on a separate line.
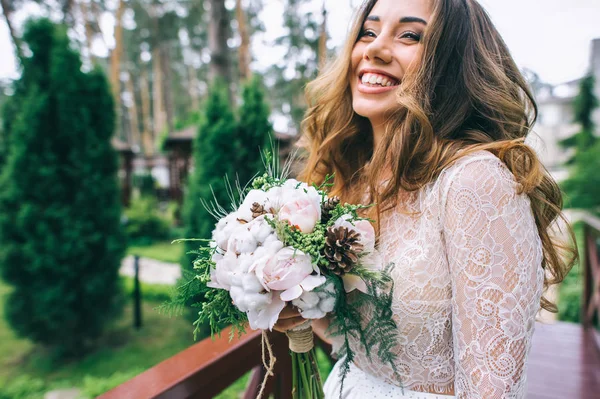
[286, 321, 314, 353]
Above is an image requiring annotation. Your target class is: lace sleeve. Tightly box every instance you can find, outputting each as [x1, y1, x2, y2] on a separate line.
[441, 155, 544, 399]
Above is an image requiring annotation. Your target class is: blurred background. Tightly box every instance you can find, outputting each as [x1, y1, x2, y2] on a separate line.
[0, 0, 599, 398]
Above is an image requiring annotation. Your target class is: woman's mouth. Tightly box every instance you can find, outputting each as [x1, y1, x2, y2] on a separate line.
[360, 72, 400, 87]
[357, 72, 400, 94]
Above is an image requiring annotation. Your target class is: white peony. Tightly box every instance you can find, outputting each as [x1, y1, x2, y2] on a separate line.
[278, 192, 321, 233]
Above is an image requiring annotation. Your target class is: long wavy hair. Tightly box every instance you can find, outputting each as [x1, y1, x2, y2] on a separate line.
[299, 0, 576, 313]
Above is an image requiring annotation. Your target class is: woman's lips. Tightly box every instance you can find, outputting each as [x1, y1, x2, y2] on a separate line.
[356, 76, 398, 94]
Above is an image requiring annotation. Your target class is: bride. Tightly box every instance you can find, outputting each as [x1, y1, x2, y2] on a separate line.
[275, 0, 575, 397]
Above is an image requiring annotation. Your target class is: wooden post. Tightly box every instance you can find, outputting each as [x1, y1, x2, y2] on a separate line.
[134, 255, 142, 330]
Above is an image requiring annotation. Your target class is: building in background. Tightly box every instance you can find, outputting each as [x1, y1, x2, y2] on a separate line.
[532, 38, 600, 181]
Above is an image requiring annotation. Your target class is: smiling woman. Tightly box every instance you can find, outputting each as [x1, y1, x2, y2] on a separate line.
[297, 0, 577, 398]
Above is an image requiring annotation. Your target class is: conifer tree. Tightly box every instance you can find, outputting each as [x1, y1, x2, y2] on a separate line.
[559, 75, 598, 164]
[561, 75, 600, 210]
[181, 80, 238, 271]
[0, 19, 125, 355]
[235, 74, 273, 185]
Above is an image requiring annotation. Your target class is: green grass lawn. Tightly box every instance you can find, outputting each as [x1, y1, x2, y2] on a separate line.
[0, 278, 194, 397]
[126, 240, 184, 263]
[0, 276, 332, 398]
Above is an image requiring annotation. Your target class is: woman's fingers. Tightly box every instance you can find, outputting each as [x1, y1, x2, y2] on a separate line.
[279, 304, 302, 319]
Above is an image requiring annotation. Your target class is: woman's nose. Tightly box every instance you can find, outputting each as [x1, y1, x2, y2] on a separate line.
[364, 35, 393, 64]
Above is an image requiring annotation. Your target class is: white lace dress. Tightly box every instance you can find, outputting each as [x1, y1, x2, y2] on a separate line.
[323, 151, 544, 399]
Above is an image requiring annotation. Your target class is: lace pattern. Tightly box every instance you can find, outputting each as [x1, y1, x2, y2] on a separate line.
[341, 151, 544, 398]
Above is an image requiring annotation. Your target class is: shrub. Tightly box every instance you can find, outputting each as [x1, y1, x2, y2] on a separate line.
[124, 197, 171, 245]
[0, 19, 125, 356]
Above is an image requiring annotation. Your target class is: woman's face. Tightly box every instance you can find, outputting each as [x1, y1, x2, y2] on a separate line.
[350, 0, 432, 127]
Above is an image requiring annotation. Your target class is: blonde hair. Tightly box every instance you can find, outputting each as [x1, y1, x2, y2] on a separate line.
[299, 0, 576, 313]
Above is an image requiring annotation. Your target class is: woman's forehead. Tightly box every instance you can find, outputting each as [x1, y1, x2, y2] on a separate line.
[367, 0, 432, 23]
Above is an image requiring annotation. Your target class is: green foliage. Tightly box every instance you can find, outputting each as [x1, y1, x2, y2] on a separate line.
[558, 222, 584, 323]
[326, 264, 401, 394]
[126, 240, 184, 264]
[559, 75, 598, 165]
[121, 276, 174, 303]
[235, 75, 273, 185]
[0, 19, 126, 356]
[0, 375, 47, 399]
[124, 197, 171, 245]
[132, 173, 156, 197]
[181, 80, 238, 270]
[561, 142, 600, 211]
[79, 368, 145, 398]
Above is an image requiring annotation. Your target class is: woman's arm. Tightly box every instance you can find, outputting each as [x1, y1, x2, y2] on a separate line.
[442, 156, 543, 399]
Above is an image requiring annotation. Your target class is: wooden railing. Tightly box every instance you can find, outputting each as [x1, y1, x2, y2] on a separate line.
[98, 326, 295, 399]
[102, 213, 600, 398]
[582, 213, 600, 350]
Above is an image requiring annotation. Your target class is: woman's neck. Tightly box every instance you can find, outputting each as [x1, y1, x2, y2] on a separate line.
[371, 120, 387, 153]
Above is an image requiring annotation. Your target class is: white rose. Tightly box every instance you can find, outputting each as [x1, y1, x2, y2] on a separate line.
[278, 192, 321, 233]
[332, 214, 376, 254]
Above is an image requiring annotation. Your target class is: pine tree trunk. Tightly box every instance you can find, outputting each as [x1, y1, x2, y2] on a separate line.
[208, 0, 232, 83]
[187, 62, 200, 111]
[160, 45, 175, 134]
[140, 68, 154, 156]
[152, 45, 166, 156]
[78, 0, 96, 64]
[125, 71, 141, 151]
[110, 0, 125, 102]
[110, 0, 126, 140]
[0, 0, 23, 61]
[236, 0, 251, 81]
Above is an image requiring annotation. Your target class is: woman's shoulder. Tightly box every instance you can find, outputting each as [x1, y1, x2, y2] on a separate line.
[438, 150, 516, 187]
[434, 149, 520, 208]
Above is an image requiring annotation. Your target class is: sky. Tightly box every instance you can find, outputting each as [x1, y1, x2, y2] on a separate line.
[1, 0, 600, 85]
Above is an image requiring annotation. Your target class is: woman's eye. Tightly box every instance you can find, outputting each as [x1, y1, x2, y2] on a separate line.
[359, 29, 376, 39]
[400, 32, 421, 41]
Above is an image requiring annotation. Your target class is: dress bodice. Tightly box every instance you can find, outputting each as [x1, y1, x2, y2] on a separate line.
[346, 151, 544, 398]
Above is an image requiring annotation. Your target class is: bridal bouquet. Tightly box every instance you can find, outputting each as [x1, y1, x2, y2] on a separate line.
[168, 153, 400, 399]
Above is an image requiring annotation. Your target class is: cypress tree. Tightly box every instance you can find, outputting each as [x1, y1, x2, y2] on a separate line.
[561, 75, 600, 210]
[181, 80, 238, 270]
[235, 75, 273, 185]
[559, 75, 598, 164]
[0, 19, 125, 356]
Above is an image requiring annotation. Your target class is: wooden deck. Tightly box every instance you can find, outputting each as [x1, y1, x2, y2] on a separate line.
[527, 321, 600, 399]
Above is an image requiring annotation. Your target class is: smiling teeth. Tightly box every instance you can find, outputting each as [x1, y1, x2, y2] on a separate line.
[361, 73, 397, 87]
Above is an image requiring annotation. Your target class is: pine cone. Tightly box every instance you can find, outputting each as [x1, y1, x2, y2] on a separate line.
[251, 202, 267, 219]
[324, 226, 363, 275]
[321, 196, 340, 223]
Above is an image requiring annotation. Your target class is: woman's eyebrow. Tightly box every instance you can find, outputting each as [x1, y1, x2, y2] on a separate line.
[366, 15, 428, 25]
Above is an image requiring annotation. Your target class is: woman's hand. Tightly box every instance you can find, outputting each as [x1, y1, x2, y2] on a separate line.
[273, 304, 307, 333]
